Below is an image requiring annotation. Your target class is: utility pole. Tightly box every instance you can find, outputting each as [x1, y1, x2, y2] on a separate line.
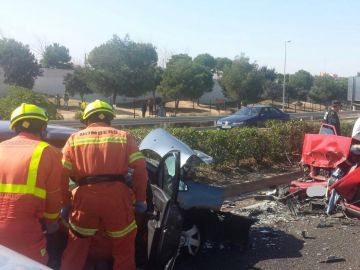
[282, 40, 291, 111]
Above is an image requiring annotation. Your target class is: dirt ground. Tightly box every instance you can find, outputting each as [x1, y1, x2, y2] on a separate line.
[53, 98, 325, 120]
[175, 197, 360, 270]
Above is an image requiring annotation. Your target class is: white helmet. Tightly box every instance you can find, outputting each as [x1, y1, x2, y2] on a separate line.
[352, 117, 360, 141]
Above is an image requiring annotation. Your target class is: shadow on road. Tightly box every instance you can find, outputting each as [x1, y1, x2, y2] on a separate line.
[174, 226, 304, 270]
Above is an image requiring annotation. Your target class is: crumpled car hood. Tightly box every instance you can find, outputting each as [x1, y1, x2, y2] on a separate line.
[139, 128, 212, 167]
[302, 134, 352, 168]
[140, 128, 223, 210]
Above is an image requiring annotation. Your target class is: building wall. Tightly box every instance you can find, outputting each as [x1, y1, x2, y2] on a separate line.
[0, 68, 73, 96]
[348, 76, 360, 102]
[34, 68, 73, 96]
[0, 68, 226, 104]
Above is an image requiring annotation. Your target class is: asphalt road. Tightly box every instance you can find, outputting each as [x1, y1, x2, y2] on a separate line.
[174, 204, 360, 270]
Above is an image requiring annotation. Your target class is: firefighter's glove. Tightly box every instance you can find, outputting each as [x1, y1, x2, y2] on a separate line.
[135, 201, 147, 213]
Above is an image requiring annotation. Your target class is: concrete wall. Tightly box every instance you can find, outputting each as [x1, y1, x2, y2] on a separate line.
[0, 68, 72, 96]
[34, 68, 73, 96]
[348, 76, 360, 102]
[0, 68, 226, 104]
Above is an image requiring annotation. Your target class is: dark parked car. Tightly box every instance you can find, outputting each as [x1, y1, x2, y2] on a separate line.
[216, 105, 290, 129]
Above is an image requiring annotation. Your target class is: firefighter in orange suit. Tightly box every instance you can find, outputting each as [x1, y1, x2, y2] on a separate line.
[60, 100, 148, 270]
[0, 103, 63, 264]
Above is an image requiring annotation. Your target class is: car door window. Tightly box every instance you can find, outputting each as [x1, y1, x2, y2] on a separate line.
[260, 108, 269, 117]
[161, 154, 177, 196]
[269, 107, 281, 117]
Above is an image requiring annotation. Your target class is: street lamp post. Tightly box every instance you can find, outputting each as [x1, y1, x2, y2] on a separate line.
[282, 40, 291, 111]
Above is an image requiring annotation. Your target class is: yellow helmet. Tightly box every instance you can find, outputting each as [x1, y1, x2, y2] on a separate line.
[82, 99, 116, 121]
[10, 103, 49, 129]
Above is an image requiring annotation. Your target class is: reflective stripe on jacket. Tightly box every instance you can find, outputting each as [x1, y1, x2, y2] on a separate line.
[62, 122, 148, 201]
[0, 133, 63, 224]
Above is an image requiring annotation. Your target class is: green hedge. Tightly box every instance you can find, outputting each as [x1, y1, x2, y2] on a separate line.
[0, 86, 61, 120]
[128, 120, 338, 167]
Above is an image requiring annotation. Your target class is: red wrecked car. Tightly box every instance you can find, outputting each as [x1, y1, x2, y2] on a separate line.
[279, 124, 352, 215]
[330, 163, 360, 218]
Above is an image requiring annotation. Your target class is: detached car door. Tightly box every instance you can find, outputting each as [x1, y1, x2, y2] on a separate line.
[148, 151, 184, 270]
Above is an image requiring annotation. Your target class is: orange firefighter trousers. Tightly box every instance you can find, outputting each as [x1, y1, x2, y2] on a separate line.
[60, 182, 137, 270]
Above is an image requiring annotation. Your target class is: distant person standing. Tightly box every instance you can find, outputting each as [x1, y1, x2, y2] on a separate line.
[148, 99, 154, 116]
[80, 101, 88, 112]
[157, 103, 166, 117]
[63, 93, 69, 110]
[323, 100, 342, 135]
[141, 101, 147, 118]
[55, 94, 61, 108]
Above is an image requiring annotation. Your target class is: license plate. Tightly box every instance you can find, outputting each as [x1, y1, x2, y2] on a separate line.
[222, 125, 231, 129]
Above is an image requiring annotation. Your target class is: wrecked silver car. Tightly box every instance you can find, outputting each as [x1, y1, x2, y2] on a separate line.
[140, 128, 254, 268]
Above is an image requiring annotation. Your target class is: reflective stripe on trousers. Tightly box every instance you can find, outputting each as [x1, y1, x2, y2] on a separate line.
[69, 220, 137, 238]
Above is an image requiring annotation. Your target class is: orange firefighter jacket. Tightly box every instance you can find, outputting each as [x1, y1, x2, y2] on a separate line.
[62, 122, 148, 203]
[0, 132, 63, 239]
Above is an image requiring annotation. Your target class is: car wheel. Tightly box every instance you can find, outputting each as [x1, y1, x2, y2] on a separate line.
[180, 224, 201, 256]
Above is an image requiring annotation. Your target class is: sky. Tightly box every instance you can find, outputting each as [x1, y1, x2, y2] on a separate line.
[0, 0, 359, 76]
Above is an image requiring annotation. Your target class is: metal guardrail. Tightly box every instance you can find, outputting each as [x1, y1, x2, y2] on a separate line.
[49, 111, 360, 128]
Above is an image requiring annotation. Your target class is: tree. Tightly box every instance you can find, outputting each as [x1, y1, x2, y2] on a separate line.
[41, 43, 72, 69]
[220, 56, 264, 104]
[262, 81, 282, 103]
[194, 53, 216, 71]
[158, 54, 214, 111]
[87, 35, 158, 104]
[63, 67, 93, 101]
[288, 70, 313, 100]
[308, 75, 341, 103]
[0, 38, 41, 88]
[148, 66, 163, 100]
[259, 66, 277, 82]
[215, 57, 232, 73]
[334, 77, 348, 101]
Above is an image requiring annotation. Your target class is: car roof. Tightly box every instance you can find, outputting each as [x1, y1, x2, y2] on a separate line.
[245, 104, 278, 108]
[0, 120, 78, 148]
[140, 128, 201, 167]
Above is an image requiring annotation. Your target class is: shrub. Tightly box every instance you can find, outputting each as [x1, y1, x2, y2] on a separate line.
[0, 86, 59, 120]
[74, 111, 83, 120]
[126, 120, 344, 167]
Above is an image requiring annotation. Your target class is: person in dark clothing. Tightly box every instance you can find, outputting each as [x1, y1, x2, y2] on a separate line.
[323, 100, 342, 135]
[141, 101, 147, 118]
[148, 99, 154, 116]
